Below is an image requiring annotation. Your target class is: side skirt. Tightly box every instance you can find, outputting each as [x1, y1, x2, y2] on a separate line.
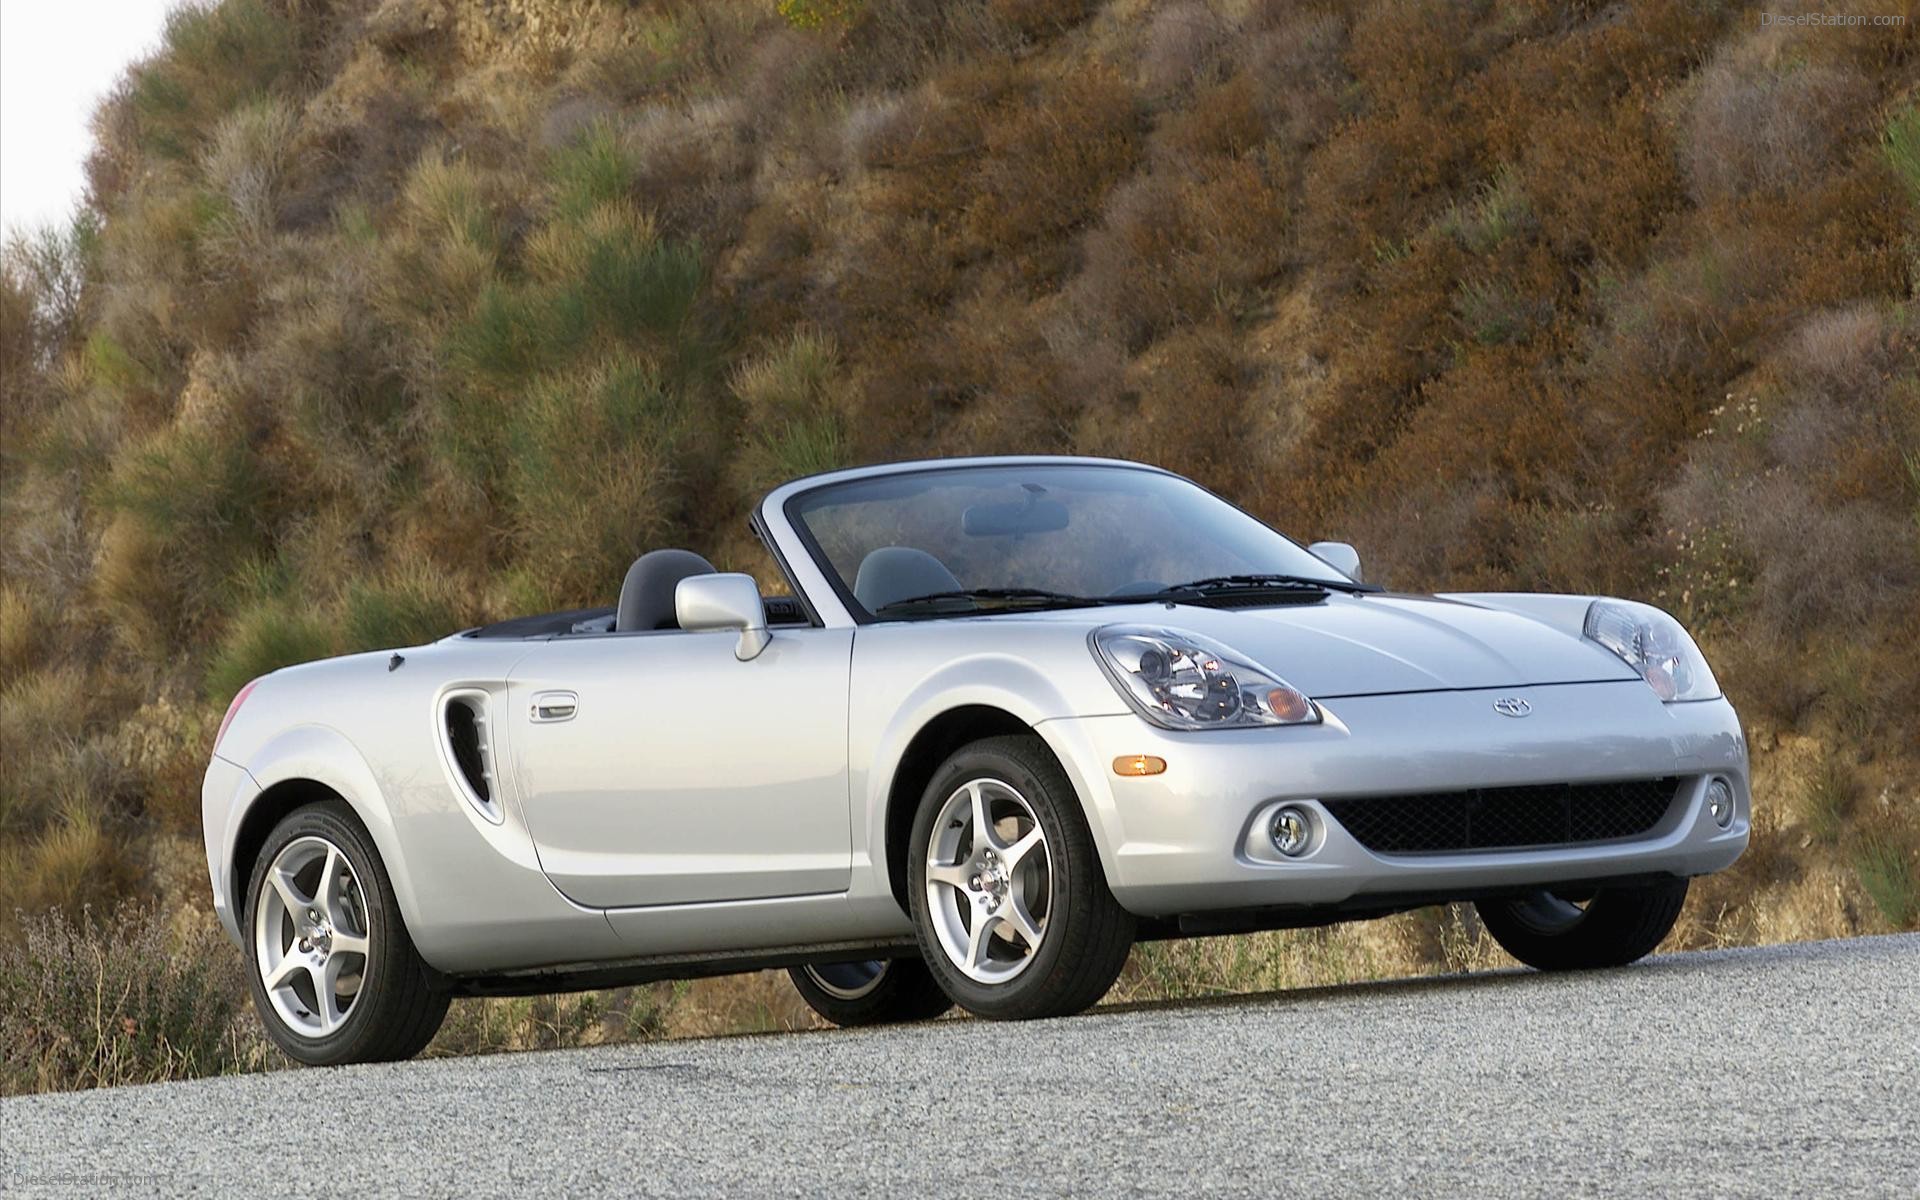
[444, 938, 920, 997]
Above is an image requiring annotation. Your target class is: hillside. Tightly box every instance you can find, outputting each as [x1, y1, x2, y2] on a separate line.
[2, 0, 1916, 1086]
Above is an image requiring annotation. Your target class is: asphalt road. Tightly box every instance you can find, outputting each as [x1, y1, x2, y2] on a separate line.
[3, 934, 1915, 1198]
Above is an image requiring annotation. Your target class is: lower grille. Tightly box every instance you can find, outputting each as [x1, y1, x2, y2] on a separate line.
[1321, 778, 1682, 854]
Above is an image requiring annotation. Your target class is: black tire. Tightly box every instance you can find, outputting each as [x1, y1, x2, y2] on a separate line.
[243, 801, 449, 1065]
[1477, 877, 1690, 971]
[907, 735, 1135, 1020]
[787, 957, 953, 1027]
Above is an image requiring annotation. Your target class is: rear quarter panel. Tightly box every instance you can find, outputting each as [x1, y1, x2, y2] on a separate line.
[209, 639, 626, 973]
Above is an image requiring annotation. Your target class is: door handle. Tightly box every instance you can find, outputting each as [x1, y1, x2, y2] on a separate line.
[530, 691, 578, 722]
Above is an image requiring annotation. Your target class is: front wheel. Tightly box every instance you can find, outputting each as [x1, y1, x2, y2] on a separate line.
[907, 735, 1135, 1020]
[244, 801, 449, 1065]
[1477, 877, 1690, 971]
[787, 958, 952, 1027]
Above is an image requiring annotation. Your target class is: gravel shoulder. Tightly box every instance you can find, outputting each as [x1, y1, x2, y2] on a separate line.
[4, 934, 1916, 1198]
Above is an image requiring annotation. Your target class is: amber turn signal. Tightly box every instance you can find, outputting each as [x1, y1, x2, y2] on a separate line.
[1266, 688, 1313, 723]
[1112, 754, 1167, 777]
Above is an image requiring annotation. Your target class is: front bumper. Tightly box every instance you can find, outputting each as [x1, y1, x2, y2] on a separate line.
[1039, 681, 1750, 917]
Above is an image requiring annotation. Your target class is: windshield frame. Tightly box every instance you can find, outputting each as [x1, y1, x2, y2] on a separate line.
[778, 460, 1351, 625]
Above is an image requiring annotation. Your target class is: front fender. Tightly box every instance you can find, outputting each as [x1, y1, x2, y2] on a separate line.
[855, 648, 1130, 899]
[220, 723, 424, 947]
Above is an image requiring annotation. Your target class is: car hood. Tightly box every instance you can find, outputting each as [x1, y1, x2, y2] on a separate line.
[1056, 593, 1639, 697]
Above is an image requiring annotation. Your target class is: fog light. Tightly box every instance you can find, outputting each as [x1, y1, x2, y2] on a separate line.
[1270, 805, 1313, 857]
[1707, 777, 1735, 829]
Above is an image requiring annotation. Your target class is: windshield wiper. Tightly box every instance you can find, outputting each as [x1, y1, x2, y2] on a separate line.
[1151, 573, 1378, 597]
[872, 587, 1108, 616]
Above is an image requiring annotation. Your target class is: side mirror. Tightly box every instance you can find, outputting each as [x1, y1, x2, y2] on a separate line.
[676, 573, 771, 660]
[1308, 541, 1362, 582]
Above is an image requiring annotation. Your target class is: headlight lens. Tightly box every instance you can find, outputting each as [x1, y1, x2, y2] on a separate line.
[1091, 626, 1319, 730]
[1583, 600, 1720, 702]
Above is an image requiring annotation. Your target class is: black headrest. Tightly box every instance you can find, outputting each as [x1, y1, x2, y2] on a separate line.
[615, 549, 716, 632]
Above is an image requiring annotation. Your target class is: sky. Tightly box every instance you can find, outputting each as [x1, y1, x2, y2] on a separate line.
[1, 0, 176, 235]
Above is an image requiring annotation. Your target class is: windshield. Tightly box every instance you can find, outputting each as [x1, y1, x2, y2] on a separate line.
[787, 463, 1352, 620]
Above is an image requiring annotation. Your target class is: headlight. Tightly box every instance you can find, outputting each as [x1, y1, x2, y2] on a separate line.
[1583, 600, 1720, 702]
[1090, 626, 1319, 730]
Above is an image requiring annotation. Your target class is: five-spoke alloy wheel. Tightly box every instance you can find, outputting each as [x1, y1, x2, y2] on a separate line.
[924, 777, 1052, 983]
[254, 835, 373, 1039]
[244, 802, 448, 1065]
[908, 736, 1134, 1019]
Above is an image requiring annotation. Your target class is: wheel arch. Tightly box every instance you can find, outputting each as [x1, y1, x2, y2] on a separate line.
[882, 705, 1029, 913]
[879, 704, 1118, 915]
[223, 725, 420, 939]
[229, 777, 346, 931]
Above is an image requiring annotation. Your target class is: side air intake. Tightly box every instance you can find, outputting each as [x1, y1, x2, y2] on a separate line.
[442, 690, 500, 821]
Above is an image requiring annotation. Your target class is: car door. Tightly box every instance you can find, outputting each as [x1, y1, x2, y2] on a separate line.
[505, 625, 853, 909]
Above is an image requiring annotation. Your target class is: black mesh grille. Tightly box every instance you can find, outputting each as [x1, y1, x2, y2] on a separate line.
[1322, 778, 1681, 854]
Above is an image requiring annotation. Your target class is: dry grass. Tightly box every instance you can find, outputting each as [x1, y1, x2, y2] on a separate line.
[3, 0, 1916, 1094]
[0, 905, 273, 1095]
[1679, 33, 1872, 207]
[1118, 908, 1505, 1005]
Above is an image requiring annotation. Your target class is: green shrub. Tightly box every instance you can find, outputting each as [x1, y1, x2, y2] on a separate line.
[450, 213, 702, 382]
[1886, 104, 1920, 207]
[83, 330, 157, 399]
[1437, 164, 1533, 254]
[341, 577, 464, 652]
[732, 332, 850, 491]
[104, 425, 268, 575]
[584, 233, 704, 337]
[375, 154, 503, 334]
[0, 801, 144, 919]
[199, 99, 299, 252]
[503, 356, 689, 602]
[548, 124, 637, 221]
[0, 669, 125, 837]
[0, 905, 268, 1095]
[449, 282, 590, 380]
[205, 601, 336, 701]
[126, 0, 300, 161]
[1855, 838, 1918, 930]
[1798, 758, 1860, 845]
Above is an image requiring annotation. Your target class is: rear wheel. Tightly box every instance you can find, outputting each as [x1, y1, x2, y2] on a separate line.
[1477, 877, 1690, 971]
[787, 958, 952, 1027]
[244, 801, 448, 1065]
[907, 735, 1135, 1020]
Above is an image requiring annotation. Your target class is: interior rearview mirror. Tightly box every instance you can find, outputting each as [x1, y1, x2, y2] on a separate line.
[1308, 541, 1362, 582]
[962, 496, 1070, 537]
[676, 573, 771, 660]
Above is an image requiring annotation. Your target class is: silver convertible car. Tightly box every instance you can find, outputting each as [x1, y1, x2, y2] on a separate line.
[202, 456, 1750, 1064]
